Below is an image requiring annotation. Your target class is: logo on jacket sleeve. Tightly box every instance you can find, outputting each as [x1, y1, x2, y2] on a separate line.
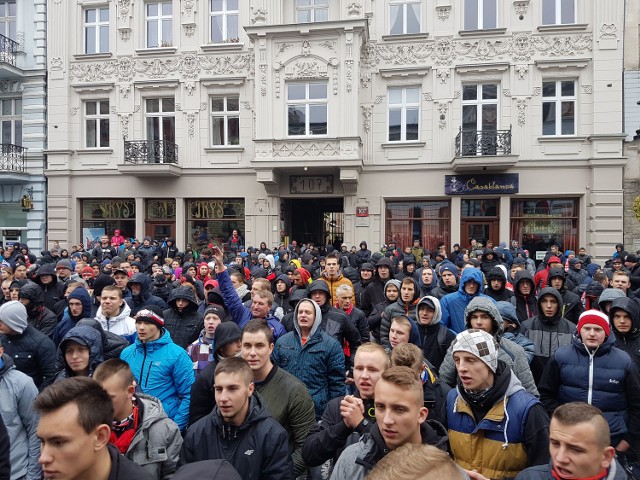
[244, 450, 255, 456]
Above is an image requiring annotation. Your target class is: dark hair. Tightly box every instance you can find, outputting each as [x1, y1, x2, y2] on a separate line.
[93, 358, 136, 388]
[552, 402, 610, 448]
[34, 377, 114, 434]
[101, 284, 122, 299]
[325, 252, 340, 262]
[242, 319, 274, 345]
[214, 356, 253, 385]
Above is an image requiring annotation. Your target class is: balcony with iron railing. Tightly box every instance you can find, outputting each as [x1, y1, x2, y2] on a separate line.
[0, 143, 28, 183]
[452, 127, 517, 171]
[0, 33, 17, 67]
[118, 140, 182, 176]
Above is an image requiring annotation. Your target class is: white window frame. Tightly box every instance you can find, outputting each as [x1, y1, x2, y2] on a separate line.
[210, 0, 239, 44]
[286, 82, 328, 137]
[387, 86, 420, 142]
[83, 6, 110, 54]
[296, 0, 329, 23]
[542, 0, 576, 25]
[210, 95, 240, 146]
[0, 0, 16, 40]
[461, 83, 501, 130]
[145, 1, 173, 48]
[464, 0, 497, 30]
[84, 99, 110, 148]
[0, 97, 21, 146]
[541, 80, 577, 136]
[388, 0, 422, 35]
[145, 97, 175, 138]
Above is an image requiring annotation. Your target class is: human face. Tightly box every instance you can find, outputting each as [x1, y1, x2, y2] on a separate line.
[400, 283, 415, 302]
[175, 298, 189, 312]
[361, 270, 373, 281]
[203, 313, 221, 336]
[296, 300, 316, 332]
[417, 305, 435, 326]
[37, 402, 111, 480]
[519, 280, 532, 296]
[464, 280, 479, 296]
[275, 280, 287, 294]
[540, 294, 559, 318]
[354, 350, 387, 399]
[113, 273, 128, 289]
[612, 275, 630, 292]
[242, 330, 274, 374]
[612, 310, 633, 334]
[0, 268, 10, 281]
[385, 286, 399, 302]
[9, 287, 19, 300]
[99, 374, 135, 421]
[171, 261, 180, 270]
[199, 265, 209, 277]
[441, 271, 457, 287]
[549, 419, 615, 479]
[1, 280, 10, 300]
[453, 351, 494, 392]
[421, 268, 433, 286]
[129, 283, 141, 296]
[310, 290, 328, 307]
[612, 261, 622, 271]
[64, 341, 90, 375]
[374, 379, 427, 451]
[57, 268, 71, 280]
[489, 279, 502, 291]
[389, 322, 411, 348]
[468, 311, 494, 333]
[40, 274, 53, 285]
[292, 273, 303, 287]
[230, 275, 243, 289]
[214, 371, 254, 426]
[135, 320, 162, 343]
[580, 324, 607, 349]
[336, 292, 352, 311]
[550, 277, 564, 290]
[68, 298, 84, 318]
[377, 266, 390, 280]
[250, 296, 270, 319]
[0, 319, 13, 334]
[14, 265, 27, 279]
[325, 258, 339, 277]
[220, 340, 241, 357]
[100, 291, 121, 318]
[92, 265, 100, 276]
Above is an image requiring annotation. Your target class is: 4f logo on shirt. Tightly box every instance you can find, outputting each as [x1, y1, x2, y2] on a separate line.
[244, 450, 254, 456]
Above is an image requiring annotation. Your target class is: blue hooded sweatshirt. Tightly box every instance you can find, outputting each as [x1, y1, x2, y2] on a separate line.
[440, 268, 494, 333]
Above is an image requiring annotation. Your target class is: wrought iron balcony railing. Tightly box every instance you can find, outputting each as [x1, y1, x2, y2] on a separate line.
[0, 34, 18, 66]
[0, 143, 26, 172]
[124, 140, 178, 164]
[455, 127, 512, 157]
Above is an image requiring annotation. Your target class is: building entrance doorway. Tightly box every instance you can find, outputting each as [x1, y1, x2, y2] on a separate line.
[460, 198, 500, 249]
[283, 198, 344, 248]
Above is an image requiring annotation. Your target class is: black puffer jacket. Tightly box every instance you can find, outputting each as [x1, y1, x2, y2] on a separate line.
[18, 281, 58, 338]
[125, 273, 168, 316]
[34, 263, 65, 312]
[2, 324, 57, 390]
[610, 297, 640, 369]
[162, 286, 203, 349]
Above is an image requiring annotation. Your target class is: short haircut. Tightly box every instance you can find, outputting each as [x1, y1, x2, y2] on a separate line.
[214, 356, 253, 385]
[391, 315, 412, 332]
[612, 270, 630, 279]
[325, 252, 340, 263]
[390, 343, 424, 376]
[230, 271, 245, 284]
[336, 284, 353, 296]
[252, 278, 271, 291]
[355, 342, 390, 368]
[242, 319, 274, 345]
[378, 366, 423, 404]
[401, 277, 415, 287]
[101, 285, 122, 299]
[552, 402, 610, 448]
[367, 443, 466, 480]
[252, 289, 274, 306]
[93, 358, 136, 388]
[34, 377, 114, 434]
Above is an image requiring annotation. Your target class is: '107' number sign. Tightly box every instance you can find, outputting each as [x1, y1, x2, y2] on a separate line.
[290, 175, 334, 194]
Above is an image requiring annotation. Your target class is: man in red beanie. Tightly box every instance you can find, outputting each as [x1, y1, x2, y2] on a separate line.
[539, 309, 640, 462]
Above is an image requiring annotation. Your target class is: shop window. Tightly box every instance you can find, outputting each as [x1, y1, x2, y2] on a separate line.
[146, 199, 176, 240]
[385, 201, 450, 251]
[186, 198, 244, 251]
[510, 198, 578, 260]
[81, 199, 135, 245]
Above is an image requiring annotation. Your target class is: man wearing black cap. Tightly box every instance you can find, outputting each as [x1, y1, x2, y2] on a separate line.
[430, 263, 459, 300]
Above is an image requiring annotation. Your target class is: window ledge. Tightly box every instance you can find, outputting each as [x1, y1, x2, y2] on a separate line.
[537, 23, 589, 33]
[381, 33, 429, 42]
[537, 136, 588, 143]
[73, 53, 113, 61]
[200, 42, 245, 52]
[135, 47, 178, 56]
[381, 141, 426, 149]
[458, 27, 507, 37]
[75, 148, 114, 155]
[204, 146, 244, 153]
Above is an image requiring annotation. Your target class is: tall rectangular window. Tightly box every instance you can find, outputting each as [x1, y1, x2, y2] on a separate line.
[211, 96, 239, 146]
[210, 0, 238, 43]
[84, 7, 109, 54]
[464, 0, 497, 30]
[85, 100, 109, 148]
[388, 87, 420, 142]
[461, 83, 499, 155]
[0, 0, 16, 39]
[389, 0, 421, 35]
[287, 82, 328, 136]
[0, 98, 20, 146]
[146, 1, 172, 48]
[542, 80, 576, 136]
[542, 0, 575, 25]
[296, 0, 329, 23]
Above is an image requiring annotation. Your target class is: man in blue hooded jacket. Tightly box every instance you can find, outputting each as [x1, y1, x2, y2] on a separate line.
[440, 268, 494, 333]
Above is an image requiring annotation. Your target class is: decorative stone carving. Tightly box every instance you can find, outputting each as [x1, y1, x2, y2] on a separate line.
[119, 114, 131, 140]
[259, 65, 267, 96]
[50, 57, 63, 71]
[320, 41, 336, 52]
[183, 0, 196, 16]
[514, 64, 528, 80]
[457, 39, 510, 62]
[183, 24, 196, 37]
[0, 81, 21, 93]
[345, 60, 354, 93]
[118, 0, 131, 21]
[15, 32, 24, 51]
[70, 107, 79, 116]
[301, 41, 311, 56]
[272, 141, 340, 158]
[185, 112, 197, 138]
[374, 95, 385, 105]
[436, 6, 451, 21]
[503, 89, 511, 97]
[277, 43, 294, 56]
[582, 85, 593, 94]
[120, 84, 131, 98]
[516, 98, 529, 126]
[360, 71, 371, 88]
[437, 102, 448, 129]
[179, 53, 200, 79]
[347, 3, 362, 17]
[454, 90, 461, 98]
[252, 8, 267, 25]
[600, 24, 617, 39]
[436, 69, 450, 84]
[513, 1, 529, 16]
[184, 82, 196, 96]
[361, 105, 373, 133]
[110, 106, 117, 114]
[119, 29, 132, 42]
[532, 86, 541, 96]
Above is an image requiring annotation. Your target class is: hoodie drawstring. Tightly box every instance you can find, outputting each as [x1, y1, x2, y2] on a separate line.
[501, 395, 510, 449]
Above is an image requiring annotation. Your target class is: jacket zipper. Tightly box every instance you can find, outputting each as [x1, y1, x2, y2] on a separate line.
[145, 360, 153, 387]
[587, 347, 595, 404]
[140, 343, 148, 388]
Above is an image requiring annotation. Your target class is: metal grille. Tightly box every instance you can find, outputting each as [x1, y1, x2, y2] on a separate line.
[0, 143, 25, 172]
[124, 140, 178, 164]
[455, 127, 512, 157]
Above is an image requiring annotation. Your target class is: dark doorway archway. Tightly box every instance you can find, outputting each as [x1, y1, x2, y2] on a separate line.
[285, 198, 344, 248]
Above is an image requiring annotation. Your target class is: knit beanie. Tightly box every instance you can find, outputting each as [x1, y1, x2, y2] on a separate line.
[0, 300, 28, 334]
[82, 266, 95, 276]
[134, 304, 165, 329]
[439, 262, 459, 277]
[204, 305, 227, 323]
[451, 329, 499, 373]
[92, 274, 116, 298]
[577, 309, 611, 337]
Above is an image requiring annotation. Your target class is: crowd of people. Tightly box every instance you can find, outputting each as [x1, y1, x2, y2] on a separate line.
[1, 232, 640, 479]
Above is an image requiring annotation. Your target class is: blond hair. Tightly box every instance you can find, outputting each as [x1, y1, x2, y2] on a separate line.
[367, 443, 466, 480]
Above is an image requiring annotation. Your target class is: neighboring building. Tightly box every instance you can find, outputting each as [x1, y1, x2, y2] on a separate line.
[0, 1, 47, 251]
[46, 1, 625, 261]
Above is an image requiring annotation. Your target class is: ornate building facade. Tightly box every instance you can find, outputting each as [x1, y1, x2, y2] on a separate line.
[46, 0, 625, 260]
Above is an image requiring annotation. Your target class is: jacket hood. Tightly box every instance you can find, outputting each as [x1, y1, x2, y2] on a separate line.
[288, 288, 308, 307]
[129, 272, 152, 299]
[58, 324, 104, 376]
[514, 270, 535, 293]
[275, 273, 291, 290]
[383, 279, 402, 302]
[69, 287, 92, 319]
[167, 285, 199, 313]
[487, 266, 507, 282]
[585, 264, 600, 277]
[213, 322, 242, 355]
[598, 288, 627, 308]
[457, 268, 485, 296]
[416, 295, 442, 325]
[548, 266, 566, 283]
[293, 298, 322, 340]
[308, 280, 331, 299]
[295, 267, 312, 285]
[18, 281, 45, 306]
[36, 263, 59, 284]
[609, 297, 640, 334]
[289, 259, 302, 269]
[263, 254, 275, 269]
[537, 287, 564, 322]
[464, 296, 503, 337]
[96, 299, 133, 322]
[496, 301, 520, 326]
